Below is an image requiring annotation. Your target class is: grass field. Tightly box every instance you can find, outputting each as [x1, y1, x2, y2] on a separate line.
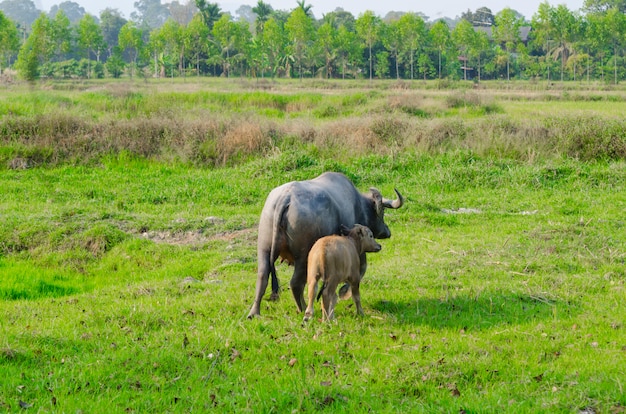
[1, 79, 625, 412]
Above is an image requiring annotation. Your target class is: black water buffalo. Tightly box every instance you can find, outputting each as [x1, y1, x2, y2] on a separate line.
[246, 172, 403, 318]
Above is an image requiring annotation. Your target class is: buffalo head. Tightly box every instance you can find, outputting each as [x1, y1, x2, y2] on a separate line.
[367, 187, 404, 239]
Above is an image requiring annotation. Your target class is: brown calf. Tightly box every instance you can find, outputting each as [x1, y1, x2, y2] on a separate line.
[303, 224, 381, 322]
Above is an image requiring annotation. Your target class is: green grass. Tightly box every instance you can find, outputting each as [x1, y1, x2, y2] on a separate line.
[0, 79, 625, 412]
[1, 149, 625, 412]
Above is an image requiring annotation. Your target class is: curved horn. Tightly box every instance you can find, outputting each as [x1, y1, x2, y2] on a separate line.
[382, 188, 404, 209]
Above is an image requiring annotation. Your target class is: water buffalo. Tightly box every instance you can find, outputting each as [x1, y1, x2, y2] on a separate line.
[246, 172, 403, 318]
[304, 224, 382, 322]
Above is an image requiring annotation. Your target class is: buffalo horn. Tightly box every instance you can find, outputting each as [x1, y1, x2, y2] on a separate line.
[383, 189, 404, 209]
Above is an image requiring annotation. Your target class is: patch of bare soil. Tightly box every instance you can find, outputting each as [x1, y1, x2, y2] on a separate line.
[139, 228, 256, 246]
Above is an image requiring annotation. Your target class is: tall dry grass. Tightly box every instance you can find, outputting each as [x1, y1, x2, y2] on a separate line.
[2, 82, 626, 168]
[3, 111, 626, 168]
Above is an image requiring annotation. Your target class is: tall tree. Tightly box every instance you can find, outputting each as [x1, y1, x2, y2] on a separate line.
[77, 14, 105, 77]
[118, 21, 144, 77]
[252, 0, 272, 35]
[146, 21, 165, 76]
[547, 5, 579, 81]
[324, 7, 355, 31]
[296, 0, 313, 18]
[461, 7, 495, 26]
[315, 21, 337, 78]
[584, 0, 626, 13]
[356, 10, 380, 80]
[452, 19, 477, 80]
[212, 14, 250, 77]
[168, 0, 196, 25]
[100, 8, 127, 58]
[235, 5, 255, 27]
[0, 10, 19, 73]
[261, 16, 288, 77]
[132, 0, 170, 28]
[16, 13, 53, 81]
[153, 19, 184, 77]
[493, 7, 522, 81]
[380, 20, 401, 79]
[49, 1, 86, 24]
[397, 12, 426, 80]
[0, 0, 41, 27]
[589, 7, 626, 83]
[531, 1, 554, 81]
[50, 10, 71, 62]
[185, 12, 209, 75]
[335, 24, 360, 79]
[472, 28, 490, 82]
[285, 6, 315, 79]
[430, 19, 451, 79]
[195, 0, 221, 30]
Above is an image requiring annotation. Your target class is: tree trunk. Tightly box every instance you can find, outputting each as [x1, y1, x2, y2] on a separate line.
[438, 49, 442, 79]
[369, 43, 373, 80]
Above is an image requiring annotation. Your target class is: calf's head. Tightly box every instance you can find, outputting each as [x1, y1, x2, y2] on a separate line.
[349, 224, 382, 254]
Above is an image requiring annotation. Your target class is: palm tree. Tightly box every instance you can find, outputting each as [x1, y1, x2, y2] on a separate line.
[252, 0, 273, 35]
[195, 0, 222, 30]
[296, 0, 313, 18]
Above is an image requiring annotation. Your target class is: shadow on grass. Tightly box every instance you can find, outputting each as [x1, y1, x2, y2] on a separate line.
[372, 293, 575, 330]
[0, 281, 79, 301]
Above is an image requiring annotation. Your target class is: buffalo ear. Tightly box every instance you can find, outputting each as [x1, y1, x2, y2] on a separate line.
[369, 188, 384, 215]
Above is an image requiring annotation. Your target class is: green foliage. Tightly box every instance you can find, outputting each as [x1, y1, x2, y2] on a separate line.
[4, 3, 626, 82]
[0, 10, 20, 71]
[375, 51, 389, 79]
[106, 48, 126, 78]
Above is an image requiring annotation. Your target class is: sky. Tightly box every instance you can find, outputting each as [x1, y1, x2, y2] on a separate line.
[36, 0, 586, 21]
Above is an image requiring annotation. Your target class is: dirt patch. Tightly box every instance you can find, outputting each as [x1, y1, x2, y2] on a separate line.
[139, 228, 256, 246]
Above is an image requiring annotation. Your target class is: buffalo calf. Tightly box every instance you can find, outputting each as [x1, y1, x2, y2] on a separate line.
[304, 224, 381, 322]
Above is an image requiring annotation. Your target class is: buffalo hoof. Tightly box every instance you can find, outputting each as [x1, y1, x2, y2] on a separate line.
[338, 283, 352, 300]
[269, 292, 280, 301]
[246, 308, 260, 319]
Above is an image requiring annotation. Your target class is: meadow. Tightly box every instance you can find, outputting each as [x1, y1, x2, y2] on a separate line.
[0, 78, 625, 412]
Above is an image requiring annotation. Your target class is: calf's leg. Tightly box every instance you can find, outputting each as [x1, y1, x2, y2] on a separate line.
[351, 281, 364, 316]
[321, 280, 339, 321]
[303, 273, 318, 322]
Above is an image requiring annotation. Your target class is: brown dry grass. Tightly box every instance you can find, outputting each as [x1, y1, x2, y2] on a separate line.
[5, 110, 626, 168]
[3, 82, 626, 168]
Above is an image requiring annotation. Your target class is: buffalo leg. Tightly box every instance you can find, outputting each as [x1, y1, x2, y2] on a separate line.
[247, 255, 272, 319]
[269, 266, 279, 301]
[290, 259, 308, 312]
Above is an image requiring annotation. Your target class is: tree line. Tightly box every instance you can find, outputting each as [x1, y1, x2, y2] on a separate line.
[2, 0, 626, 83]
